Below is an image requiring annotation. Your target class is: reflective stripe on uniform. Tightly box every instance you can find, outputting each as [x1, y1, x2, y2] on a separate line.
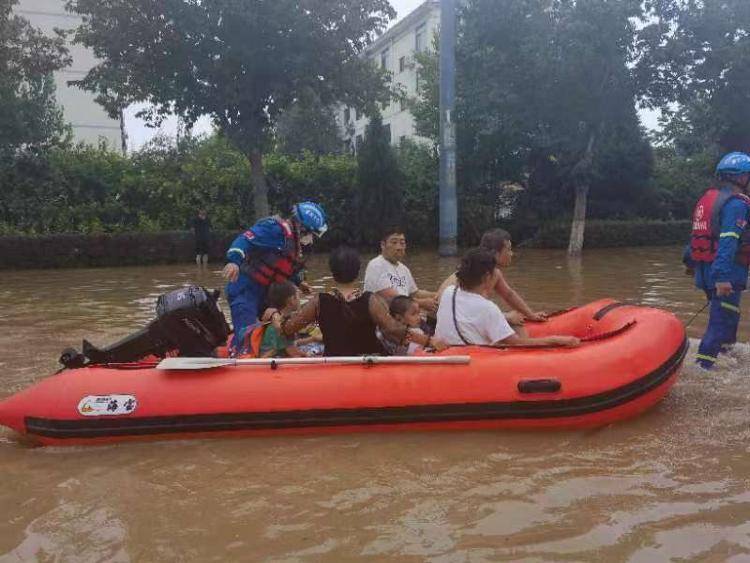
[719, 232, 741, 239]
[696, 353, 717, 363]
[228, 248, 246, 259]
[720, 301, 741, 314]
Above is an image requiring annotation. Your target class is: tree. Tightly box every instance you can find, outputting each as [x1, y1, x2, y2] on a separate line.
[66, 0, 395, 220]
[356, 113, 403, 244]
[275, 89, 343, 157]
[0, 0, 71, 153]
[638, 0, 750, 153]
[411, 0, 653, 254]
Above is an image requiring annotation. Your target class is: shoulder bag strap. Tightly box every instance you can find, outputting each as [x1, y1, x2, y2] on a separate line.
[451, 286, 472, 345]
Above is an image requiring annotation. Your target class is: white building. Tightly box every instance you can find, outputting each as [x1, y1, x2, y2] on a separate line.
[15, 0, 123, 151]
[339, 0, 440, 151]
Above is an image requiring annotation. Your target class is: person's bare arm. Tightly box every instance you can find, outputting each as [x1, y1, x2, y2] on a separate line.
[368, 293, 446, 349]
[436, 273, 457, 303]
[376, 287, 400, 301]
[493, 269, 546, 321]
[412, 289, 436, 299]
[279, 295, 320, 337]
[494, 334, 579, 348]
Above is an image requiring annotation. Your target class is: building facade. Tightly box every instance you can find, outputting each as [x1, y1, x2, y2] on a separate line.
[339, 1, 440, 151]
[15, 0, 123, 151]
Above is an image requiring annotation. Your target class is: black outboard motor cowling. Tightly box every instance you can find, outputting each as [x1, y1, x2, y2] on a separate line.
[152, 286, 230, 357]
[63, 286, 230, 368]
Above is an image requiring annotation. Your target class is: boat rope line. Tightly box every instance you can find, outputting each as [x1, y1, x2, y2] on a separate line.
[24, 338, 688, 440]
[593, 302, 630, 321]
[685, 301, 710, 329]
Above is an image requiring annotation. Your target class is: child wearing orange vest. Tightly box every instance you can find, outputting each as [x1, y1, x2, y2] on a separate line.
[257, 281, 308, 358]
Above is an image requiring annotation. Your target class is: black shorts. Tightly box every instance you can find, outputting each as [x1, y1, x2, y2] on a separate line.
[195, 239, 209, 255]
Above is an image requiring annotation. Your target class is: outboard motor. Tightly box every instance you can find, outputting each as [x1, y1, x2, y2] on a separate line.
[61, 286, 230, 368]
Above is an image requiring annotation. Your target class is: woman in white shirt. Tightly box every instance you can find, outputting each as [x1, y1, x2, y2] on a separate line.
[435, 249, 580, 348]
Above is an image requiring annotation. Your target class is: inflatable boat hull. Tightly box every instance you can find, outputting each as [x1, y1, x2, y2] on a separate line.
[0, 299, 687, 446]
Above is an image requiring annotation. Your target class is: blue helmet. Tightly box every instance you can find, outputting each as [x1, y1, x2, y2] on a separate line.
[716, 152, 750, 177]
[292, 201, 328, 237]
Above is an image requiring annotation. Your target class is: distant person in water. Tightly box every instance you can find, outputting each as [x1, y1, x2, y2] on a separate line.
[192, 209, 211, 266]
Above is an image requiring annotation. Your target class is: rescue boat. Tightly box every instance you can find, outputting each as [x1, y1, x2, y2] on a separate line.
[0, 299, 687, 446]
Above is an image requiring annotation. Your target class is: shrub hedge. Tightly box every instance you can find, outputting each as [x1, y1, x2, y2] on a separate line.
[0, 219, 693, 269]
[526, 219, 692, 249]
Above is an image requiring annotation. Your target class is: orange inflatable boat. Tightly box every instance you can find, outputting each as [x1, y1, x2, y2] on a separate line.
[0, 299, 687, 446]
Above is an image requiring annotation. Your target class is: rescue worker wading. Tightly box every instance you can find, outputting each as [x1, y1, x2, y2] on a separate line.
[221, 202, 328, 352]
[689, 152, 750, 369]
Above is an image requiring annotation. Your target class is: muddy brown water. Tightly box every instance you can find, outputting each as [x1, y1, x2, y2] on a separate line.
[1, 246, 750, 561]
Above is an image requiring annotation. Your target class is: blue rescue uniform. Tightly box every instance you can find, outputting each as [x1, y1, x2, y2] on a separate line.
[694, 192, 750, 368]
[225, 218, 302, 350]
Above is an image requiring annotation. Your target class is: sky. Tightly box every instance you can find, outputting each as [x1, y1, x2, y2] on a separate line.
[124, 0, 659, 151]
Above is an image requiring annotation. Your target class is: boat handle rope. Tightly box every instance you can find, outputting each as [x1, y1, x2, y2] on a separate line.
[580, 320, 637, 343]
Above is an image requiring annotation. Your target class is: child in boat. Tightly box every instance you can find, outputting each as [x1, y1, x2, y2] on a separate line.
[378, 295, 427, 355]
[258, 281, 308, 358]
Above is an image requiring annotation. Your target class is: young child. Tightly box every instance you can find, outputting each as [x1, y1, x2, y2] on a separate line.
[259, 281, 308, 358]
[378, 295, 428, 355]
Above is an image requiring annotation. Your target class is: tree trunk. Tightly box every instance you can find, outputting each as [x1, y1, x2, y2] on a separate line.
[567, 132, 597, 257]
[119, 108, 128, 155]
[567, 181, 589, 257]
[249, 149, 269, 220]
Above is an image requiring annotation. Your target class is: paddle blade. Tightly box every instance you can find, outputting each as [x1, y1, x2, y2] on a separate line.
[157, 357, 234, 370]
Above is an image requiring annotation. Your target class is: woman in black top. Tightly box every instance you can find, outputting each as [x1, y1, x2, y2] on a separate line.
[273, 247, 444, 356]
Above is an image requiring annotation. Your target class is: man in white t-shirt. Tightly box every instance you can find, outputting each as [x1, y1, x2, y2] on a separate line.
[436, 249, 580, 348]
[363, 227, 438, 314]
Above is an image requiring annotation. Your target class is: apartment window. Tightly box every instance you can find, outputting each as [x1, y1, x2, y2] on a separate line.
[380, 47, 389, 70]
[356, 134, 363, 151]
[399, 56, 406, 73]
[415, 23, 426, 52]
[344, 108, 350, 123]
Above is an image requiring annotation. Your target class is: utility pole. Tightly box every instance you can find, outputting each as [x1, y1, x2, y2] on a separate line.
[438, 0, 458, 256]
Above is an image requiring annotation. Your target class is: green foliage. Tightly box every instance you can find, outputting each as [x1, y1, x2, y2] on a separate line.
[0, 136, 362, 237]
[355, 113, 404, 244]
[67, 0, 396, 217]
[266, 151, 358, 245]
[650, 147, 715, 220]
[639, 0, 750, 152]
[409, 35, 439, 143]
[397, 140, 438, 244]
[409, 0, 656, 250]
[275, 90, 344, 157]
[0, 0, 71, 153]
[528, 219, 692, 249]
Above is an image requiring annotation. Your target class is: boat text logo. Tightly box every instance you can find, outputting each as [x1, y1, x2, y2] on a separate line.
[77, 395, 138, 417]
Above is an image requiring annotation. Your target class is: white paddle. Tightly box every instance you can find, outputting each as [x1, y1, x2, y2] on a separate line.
[157, 355, 471, 371]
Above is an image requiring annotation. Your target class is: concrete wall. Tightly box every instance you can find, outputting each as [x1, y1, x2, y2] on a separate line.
[15, 0, 123, 151]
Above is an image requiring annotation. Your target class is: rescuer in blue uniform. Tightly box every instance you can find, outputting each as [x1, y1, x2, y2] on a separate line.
[688, 152, 750, 369]
[221, 202, 327, 351]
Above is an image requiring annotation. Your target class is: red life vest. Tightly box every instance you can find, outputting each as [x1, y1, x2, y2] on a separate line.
[690, 187, 750, 265]
[243, 219, 303, 287]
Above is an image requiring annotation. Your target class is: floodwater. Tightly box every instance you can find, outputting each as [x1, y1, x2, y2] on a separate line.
[1, 246, 750, 561]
